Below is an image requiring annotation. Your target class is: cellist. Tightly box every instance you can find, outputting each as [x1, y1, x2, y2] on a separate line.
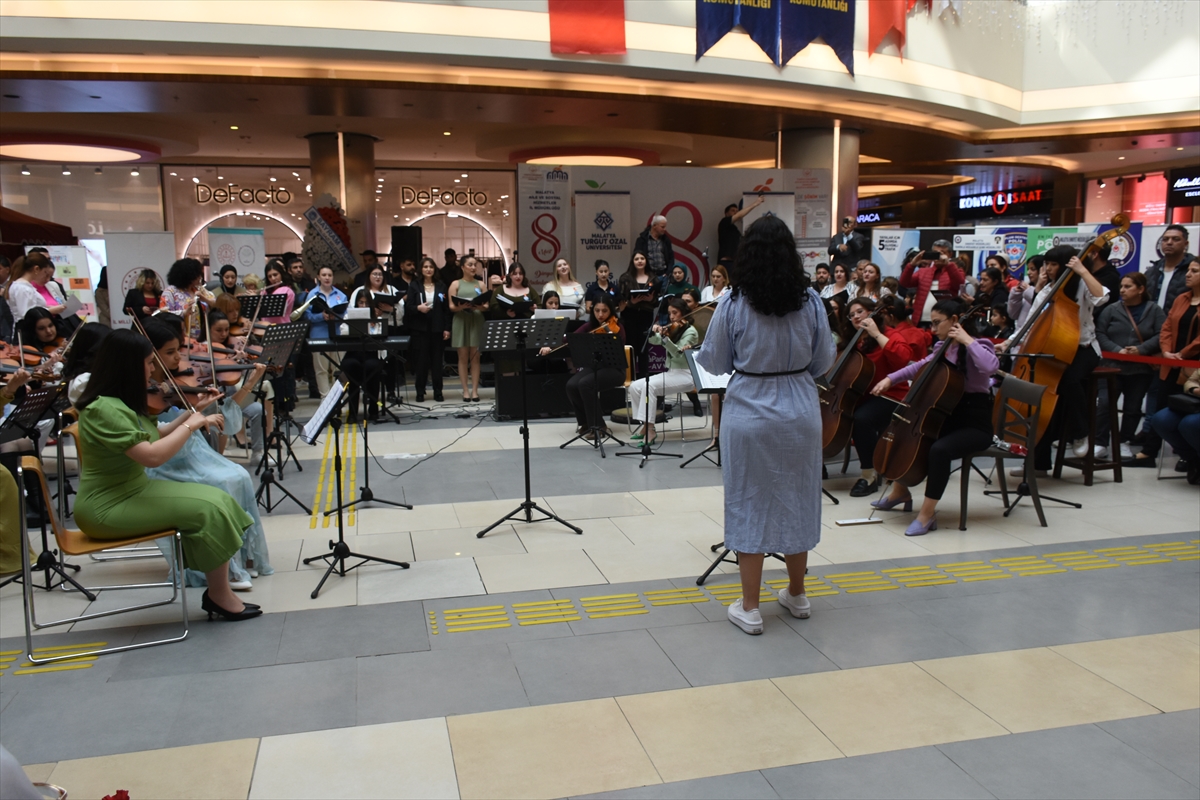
[868, 300, 999, 536]
[996, 245, 1110, 476]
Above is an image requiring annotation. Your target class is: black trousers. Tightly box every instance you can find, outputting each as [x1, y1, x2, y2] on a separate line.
[342, 351, 382, 415]
[853, 395, 898, 471]
[565, 367, 623, 428]
[923, 393, 994, 501]
[1035, 346, 1100, 470]
[410, 330, 446, 395]
[269, 365, 297, 416]
[1096, 371, 1154, 445]
[1142, 369, 1184, 458]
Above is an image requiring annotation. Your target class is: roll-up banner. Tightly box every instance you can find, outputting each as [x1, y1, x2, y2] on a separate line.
[742, 192, 795, 232]
[871, 229, 921, 278]
[781, 0, 856, 74]
[206, 227, 266, 275]
[1139, 224, 1200, 271]
[103, 231, 177, 329]
[574, 192, 631, 284]
[518, 164, 572, 288]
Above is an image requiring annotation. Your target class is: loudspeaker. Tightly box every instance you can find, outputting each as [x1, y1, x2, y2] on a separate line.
[390, 226, 422, 264]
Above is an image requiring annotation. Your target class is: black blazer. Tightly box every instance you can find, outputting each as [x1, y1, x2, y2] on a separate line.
[122, 288, 161, 320]
[403, 281, 452, 335]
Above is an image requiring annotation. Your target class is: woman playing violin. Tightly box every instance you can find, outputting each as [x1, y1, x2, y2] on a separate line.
[17, 307, 64, 378]
[627, 298, 698, 445]
[205, 310, 269, 460]
[845, 297, 916, 497]
[869, 299, 999, 536]
[160, 257, 211, 342]
[538, 297, 626, 438]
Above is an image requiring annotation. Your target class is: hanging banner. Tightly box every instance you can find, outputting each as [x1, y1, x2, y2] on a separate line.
[696, 0, 738, 59]
[871, 229, 921, 278]
[972, 227, 1030, 281]
[206, 227, 265, 274]
[549, 0, 626, 55]
[696, 0, 780, 64]
[29, 245, 94, 322]
[1076, 222, 1143, 276]
[1027, 227, 1078, 259]
[868, 0, 907, 56]
[781, 0, 856, 75]
[742, 192, 795, 233]
[574, 192, 631, 284]
[103, 232, 176, 329]
[517, 164, 573, 287]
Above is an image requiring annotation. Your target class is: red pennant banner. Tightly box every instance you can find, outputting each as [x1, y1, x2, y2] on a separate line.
[869, 0, 908, 56]
[549, 0, 626, 55]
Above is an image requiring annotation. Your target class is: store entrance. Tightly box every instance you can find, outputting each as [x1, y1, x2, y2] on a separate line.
[185, 212, 304, 264]
[412, 212, 507, 268]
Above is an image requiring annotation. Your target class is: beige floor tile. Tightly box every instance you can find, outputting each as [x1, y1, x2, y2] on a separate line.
[890, 524, 1034, 556]
[614, 511, 724, 545]
[21, 763, 55, 784]
[260, 512, 319, 542]
[544, 491, 652, 521]
[916, 647, 1159, 734]
[444, 436, 503, 453]
[235, 568, 357, 614]
[586, 541, 719, 584]
[358, 555, 484, 605]
[1174, 628, 1200, 646]
[1051, 632, 1200, 713]
[68, 585, 208, 632]
[474, 549, 606, 594]
[411, 525, 527, 560]
[264, 537, 303, 572]
[773, 662, 1008, 757]
[356, 503, 460, 534]
[518, 517, 632, 552]
[616, 680, 843, 783]
[632, 487, 724, 515]
[48, 738, 258, 800]
[297, 533, 415, 568]
[453, 497, 548, 528]
[687, 540, 740, 574]
[810, 525, 935, 564]
[251, 718, 458, 799]
[450, 697, 658, 800]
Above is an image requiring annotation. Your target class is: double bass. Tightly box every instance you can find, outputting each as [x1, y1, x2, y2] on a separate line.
[818, 308, 883, 458]
[1001, 213, 1130, 442]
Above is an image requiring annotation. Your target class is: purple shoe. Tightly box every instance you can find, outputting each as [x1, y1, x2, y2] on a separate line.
[904, 516, 938, 536]
[871, 494, 913, 512]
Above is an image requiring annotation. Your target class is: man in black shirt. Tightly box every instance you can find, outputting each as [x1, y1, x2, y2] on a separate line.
[439, 248, 461, 287]
[717, 196, 765, 267]
[828, 217, 869, 270]
[1086, 242, 1122, 321]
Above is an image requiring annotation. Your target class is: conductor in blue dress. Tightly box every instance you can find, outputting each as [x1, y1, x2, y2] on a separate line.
[697, 216, 836, 635]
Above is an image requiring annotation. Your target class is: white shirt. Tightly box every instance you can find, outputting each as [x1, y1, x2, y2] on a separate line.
[7, 278, 47, 320]
[1157, 266, 1174, 309]
[700, 285, 728, 303]
[1009, 278, 1110, 355]
[819, 281, 856, 300]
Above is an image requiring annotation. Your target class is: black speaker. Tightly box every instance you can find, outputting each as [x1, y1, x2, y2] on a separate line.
[390, 226, 422, 264]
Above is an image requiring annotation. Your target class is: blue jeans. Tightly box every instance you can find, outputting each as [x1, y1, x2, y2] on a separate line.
[1149, 407, 1200, 464]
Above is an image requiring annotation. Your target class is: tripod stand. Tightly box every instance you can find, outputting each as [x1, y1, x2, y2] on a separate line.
[253, 382, 311, 514]
[300, 380, 410, 598]
[696, 544, 785, 586]
[559, 333, 626, 458]
[618, 299, 681, 467]
[250, 323, 310, 512]
[477, 319, 582, 539]
[325, 366, 411, 515]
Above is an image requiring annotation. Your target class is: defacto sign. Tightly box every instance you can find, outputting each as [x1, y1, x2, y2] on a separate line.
[954, 185, 1052, 219]
[196, 183, 292, 204]
[401, 186, 489, 207]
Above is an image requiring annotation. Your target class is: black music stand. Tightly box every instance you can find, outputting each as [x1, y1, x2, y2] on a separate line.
[696, 545, 785, 586]
[477, 318, 582, 539]
[680, 349, 725, 469]
[253, 322, 310, 513]
[617, 296, 682, 467]
[300, 378, 409, 598]
[0, 385, 94, 597]
[338, 317, 404, 424]
[559, 333, 626, 457]
[238, 292, 288, 323]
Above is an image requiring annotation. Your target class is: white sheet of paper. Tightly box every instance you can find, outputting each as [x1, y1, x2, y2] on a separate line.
[686, 349, 730, 391]
[301, 380, 346, 444]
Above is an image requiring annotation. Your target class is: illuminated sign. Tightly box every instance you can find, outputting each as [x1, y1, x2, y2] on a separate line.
[953, 185, 1052, 219]
[856, 205, 902, 225]
[401, 186, 489, 207]
[1168, 166, 1200, 208]
[195, 183, 292, 205]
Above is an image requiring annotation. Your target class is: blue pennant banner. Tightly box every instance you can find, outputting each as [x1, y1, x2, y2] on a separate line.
[696, 0, 737, 59]
[696, 0, 781, 65]
[781, 0, 856, 75]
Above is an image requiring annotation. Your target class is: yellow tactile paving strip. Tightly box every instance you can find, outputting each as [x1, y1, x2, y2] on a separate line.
[0, 642, 107, 676]
[427, 539, 1200, 634]
[308, 418, 359, 530]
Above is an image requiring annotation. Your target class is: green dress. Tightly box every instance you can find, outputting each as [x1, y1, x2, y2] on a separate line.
[73, 396, 250, 574]
[451, 277, 485, 348]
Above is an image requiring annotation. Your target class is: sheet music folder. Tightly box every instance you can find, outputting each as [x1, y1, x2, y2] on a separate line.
[685, 349, 730, 394]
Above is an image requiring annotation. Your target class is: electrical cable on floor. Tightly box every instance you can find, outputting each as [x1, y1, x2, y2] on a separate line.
[364, 407, 491, 478]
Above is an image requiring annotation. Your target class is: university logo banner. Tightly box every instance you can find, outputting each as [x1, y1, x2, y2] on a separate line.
[781, 0, 856, 75]
[574, 192, 631, 284]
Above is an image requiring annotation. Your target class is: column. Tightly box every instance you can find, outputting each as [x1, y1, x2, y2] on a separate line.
[306, 132, 379, 269]
[780, 125, 861, 225]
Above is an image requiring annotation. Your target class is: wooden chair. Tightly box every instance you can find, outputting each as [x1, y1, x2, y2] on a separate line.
[19, 453, 189, 665]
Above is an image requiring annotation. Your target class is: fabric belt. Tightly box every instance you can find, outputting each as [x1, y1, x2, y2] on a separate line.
[733, 366, 809, 377]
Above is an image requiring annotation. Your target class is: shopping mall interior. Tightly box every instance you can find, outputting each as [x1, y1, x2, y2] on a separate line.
[0, 2, 1198, 798]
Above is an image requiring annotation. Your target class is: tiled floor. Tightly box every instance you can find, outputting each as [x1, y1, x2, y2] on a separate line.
[3, 398, 1198, 799]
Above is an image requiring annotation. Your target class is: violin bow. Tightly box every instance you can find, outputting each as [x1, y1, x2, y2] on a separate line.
[130, 313, 199, 414]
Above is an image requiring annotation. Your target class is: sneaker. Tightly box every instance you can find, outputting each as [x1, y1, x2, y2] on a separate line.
[1093, 446, 1109, 460]
[1119, 443, 1134, 460]
[1175, 458, 1191, 474]
[777, 588, 811, 619]
[727, 598, 763, 635]
[1071, 438, 1091, 457]
[230, 579, 253, 592]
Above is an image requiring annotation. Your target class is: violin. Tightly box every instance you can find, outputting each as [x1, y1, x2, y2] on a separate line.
[818, 308, 885, 458]
[539, 316, 622, 356]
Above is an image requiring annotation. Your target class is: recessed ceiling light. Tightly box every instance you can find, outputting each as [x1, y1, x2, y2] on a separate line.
[443, 131, 451, 136]
[230, 125, 239, 130]
[61, 166, 71, 175]
[0, 143, 145, 162]
[170, 172, 177, 176]
[685, 160, 692, 164]
[461, 173, 468, 178]
[1118, 156, 1126, 160]
[192, 177, 200, 183]
[378, 177, 385, 182]
[94, 167, 103, 175]
[270, 177, 277, 182]
[20, 165, 31, 175]
[454, 179, 460, 183]
[1179, 147, 1185, 151]
[527, 155, 642, 166]
[293, 172, 300, 177]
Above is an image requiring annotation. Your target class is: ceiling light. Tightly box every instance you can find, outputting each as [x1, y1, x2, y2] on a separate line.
[130, 168, 139, 176]
[443, 131, 452, 136]
[858, 184, 915, 197]
[0, 143, 145, 162]
[305, 184, 311, 192]
[526, 155, 642, 167]
[454, 179, 460, 183]
[1118, 156, 1126, 160]
[394, 215, 398, 218]
[1179, 147, 1186, 151]
[230, 125, 239, 130]
[378, 177, 385, 182]
[685, 160, 692, 164]
[270, 177, 277, 182]
[170, 172, 177, 176]
[293, 172, 300, 177]
[61, 166, 71, 176]
[20, 165, 30, 175]
[94, 167, 103, 175]
[500, 195, 509, 199]
[218, 175, 224, 180]
[1115, 177, 1125, 185]
[1138, 174, 1147, 182]
[448, 212, 459, 218]
[192, 177, 200, 184]
[1098, 179, 1107, 188]
[461, 173, 468, 178]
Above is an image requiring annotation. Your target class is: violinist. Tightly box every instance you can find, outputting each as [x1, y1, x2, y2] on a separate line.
[17, 308, 64, 379]
[160, 258, 211, 341]
[996, 245, 1109, 474]
[619, 250, 659, 377]
[869, 300, 999, 536]
[844, 297, 915, 497]
[404, 257, 451, 403]
[73, 328, 262, 618]
[538, 297, 626, 438]
[205, 310, 269, 460]
[122, 268, 163, 322]
[627, 298, 698, 445]
[64, 322, 112, 405]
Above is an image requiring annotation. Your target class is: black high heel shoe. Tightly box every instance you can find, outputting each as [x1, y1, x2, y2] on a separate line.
[201, 590, 263, 622]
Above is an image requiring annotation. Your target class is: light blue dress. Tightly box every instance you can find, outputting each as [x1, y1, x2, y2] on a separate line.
[696, 288, 835, 554]
[148, 407, 273, 586]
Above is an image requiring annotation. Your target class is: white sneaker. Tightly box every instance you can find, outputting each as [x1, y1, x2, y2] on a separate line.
[1093, 446, 1109, 460]
[230, 579, 253, 592]
[1120, 443, 1135, 460]
[778, 588, 811, 619]
[727, 598, 763, 635]
[1071, 438, 1091, 457]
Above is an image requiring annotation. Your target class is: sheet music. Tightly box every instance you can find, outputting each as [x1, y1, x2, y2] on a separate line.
[685, 349, 730, 391]
[300, 380, 346, 444]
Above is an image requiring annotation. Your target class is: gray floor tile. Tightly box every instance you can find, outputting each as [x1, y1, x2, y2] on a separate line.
[275, 600, 429, 664]
[108, 613, 285, 682]
[165, 657, 358, 747]
[648, 619, 838, 687]
[1099, 710, 1200, 788]
[509, 629, 688, 705]
[424, 589, 580, 650]
[0, 627, 138, 689]
[575, 770, 781, 799]
[1, 674, 190, 764]
[784, 603, 976, 668]
[901, 590, 1105, 653]
[763, 747, 994, 800]
[1019, 580, 1200, 640]
[551, 580, 711, 636]
[356, 643, 529, 724]
[937, 723, 1199, 799]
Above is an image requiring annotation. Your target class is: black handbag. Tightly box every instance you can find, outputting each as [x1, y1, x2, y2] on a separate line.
[1167, 393, 1200, 416]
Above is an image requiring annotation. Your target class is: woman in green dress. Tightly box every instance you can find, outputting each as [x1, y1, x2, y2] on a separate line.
[448, 255, 486, 401]
[73, 329, 263, 621]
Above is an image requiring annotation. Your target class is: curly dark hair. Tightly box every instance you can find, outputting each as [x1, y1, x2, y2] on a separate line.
[166, 257, 204, 291]
[730, 216, 811, 316]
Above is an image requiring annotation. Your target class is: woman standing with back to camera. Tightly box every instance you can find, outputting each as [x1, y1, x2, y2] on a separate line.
[697, 215, 836, 635]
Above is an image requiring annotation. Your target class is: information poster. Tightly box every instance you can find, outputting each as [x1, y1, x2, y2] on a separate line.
[742, 192, 795, 233]
[206, 227, 265, 275]
[871, 229, 921, 278]
[517, 164, 572, 287]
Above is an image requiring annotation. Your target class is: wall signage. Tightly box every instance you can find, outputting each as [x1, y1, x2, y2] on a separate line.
[954, 185, 1052, 219]
[401, 186, 489, 206]
[1168, 166, 1200, 208]
[856, 205, 902, 225]
[195, 183, 292, 204]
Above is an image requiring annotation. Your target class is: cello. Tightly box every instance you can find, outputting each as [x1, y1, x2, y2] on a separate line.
[1000, 213, 1130, 442]
[818, 308, 884, 458]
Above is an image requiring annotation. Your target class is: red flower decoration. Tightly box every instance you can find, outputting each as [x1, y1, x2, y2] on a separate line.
[316, 207, 352, 250]
[102, 791, 131, 800]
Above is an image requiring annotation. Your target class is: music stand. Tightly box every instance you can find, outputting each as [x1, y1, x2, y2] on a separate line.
[680, 349, 727, 469]
[617, 295, 682, 467]
[476, 318, 582, 539]
[237, 292, 287, 323]
[0, 385, 93, 597]
[299, 378, 409, 598]
[560, 333, 627, 457]
[252, 321, 310, 513]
